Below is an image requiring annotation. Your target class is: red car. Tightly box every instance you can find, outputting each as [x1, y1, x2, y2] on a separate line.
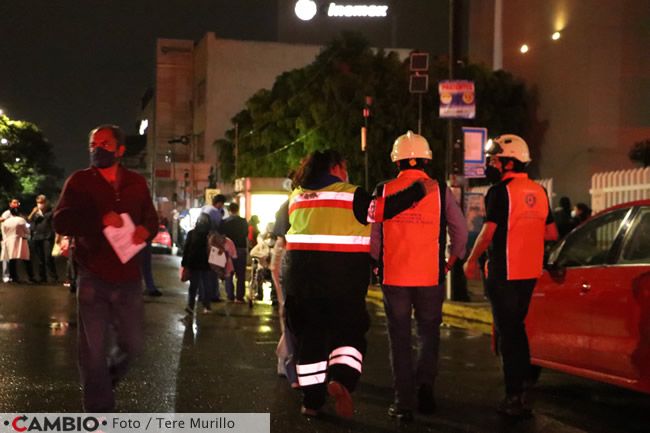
[527, 200, 650, 394]
[151, 225, 173, 254]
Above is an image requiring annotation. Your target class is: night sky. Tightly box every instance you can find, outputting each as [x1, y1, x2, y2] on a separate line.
[0, 0, 278, 177]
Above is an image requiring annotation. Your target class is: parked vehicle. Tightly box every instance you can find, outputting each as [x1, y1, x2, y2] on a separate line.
[527, 200, 650, 394]
[151, 225, 173, 254]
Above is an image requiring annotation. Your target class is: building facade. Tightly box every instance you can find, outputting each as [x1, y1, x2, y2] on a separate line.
[141, 33, 322, 209]
[468, 0, 650, 203]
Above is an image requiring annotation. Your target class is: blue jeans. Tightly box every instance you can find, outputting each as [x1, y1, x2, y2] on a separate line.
[381, 284, 445, 409]
[188, 269, 212, 310]
[77, 269, 143, 412]
[225, 248, 247, 301]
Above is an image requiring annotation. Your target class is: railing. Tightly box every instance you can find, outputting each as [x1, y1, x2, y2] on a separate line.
[590, 167, 650, 213]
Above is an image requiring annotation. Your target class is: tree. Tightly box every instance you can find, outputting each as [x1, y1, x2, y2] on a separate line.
[217, 33, 538, 187]
[0, 114, 63, 209]
[629, 139, 650, 167]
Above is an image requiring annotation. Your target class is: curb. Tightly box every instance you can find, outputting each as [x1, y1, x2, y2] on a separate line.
[367, 286, 493, 334]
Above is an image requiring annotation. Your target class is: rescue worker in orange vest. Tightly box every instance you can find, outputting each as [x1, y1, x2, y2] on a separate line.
[370, 131, 468, 422]
[464, 135, 558, 417]
[281, 149, 437, 419]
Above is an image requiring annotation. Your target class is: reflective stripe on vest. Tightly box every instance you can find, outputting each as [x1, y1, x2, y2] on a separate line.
[382, 170, 441, 286]
[504, 172, 549, 280]
[286, 182, 371, 253]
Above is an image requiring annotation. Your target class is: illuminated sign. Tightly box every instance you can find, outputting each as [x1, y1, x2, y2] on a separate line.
[327, 3, 388, 17]
[294, 1, 388, 20]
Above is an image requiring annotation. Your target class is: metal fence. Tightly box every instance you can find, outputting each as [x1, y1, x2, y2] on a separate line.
[590, 167, 650, 213]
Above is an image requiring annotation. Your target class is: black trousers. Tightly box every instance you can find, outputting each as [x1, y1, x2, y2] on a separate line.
[284, 250, 371, 410]
[485, 278, 536, 396]
[32, 238, 58, 282]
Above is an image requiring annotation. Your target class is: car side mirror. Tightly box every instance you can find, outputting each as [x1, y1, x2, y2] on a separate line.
[546, 261, 566, 281]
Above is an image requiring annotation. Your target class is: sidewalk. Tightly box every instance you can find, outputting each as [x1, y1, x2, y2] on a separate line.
[366, 284, 493, 334]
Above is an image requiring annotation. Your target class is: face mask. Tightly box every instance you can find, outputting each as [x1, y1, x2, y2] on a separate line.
[571, 210, 577, 218]
[90, 147, 117, 168]
[9, 207, 19, 216]
[485, 165, 503, 184]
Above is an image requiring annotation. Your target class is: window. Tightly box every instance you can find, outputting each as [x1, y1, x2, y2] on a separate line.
[552, 208, 630, 267]
[620, 207, 650, 264]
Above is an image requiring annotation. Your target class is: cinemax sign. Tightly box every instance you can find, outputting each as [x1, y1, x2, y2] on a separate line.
[294, 1, 388, 21]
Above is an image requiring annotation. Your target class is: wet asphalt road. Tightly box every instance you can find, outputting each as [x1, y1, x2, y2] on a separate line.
[0, 254, 648, 433]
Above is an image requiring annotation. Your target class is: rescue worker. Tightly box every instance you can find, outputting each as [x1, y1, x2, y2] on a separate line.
[371, 131, 468, 421]
[280, 149, 436, 419]
[463, 134, 558, 417]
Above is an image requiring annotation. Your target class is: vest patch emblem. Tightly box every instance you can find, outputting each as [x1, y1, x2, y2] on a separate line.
[525, 193, 537, 207]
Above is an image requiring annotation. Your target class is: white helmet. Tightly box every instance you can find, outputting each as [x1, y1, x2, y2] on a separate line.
[487, 134, 531, 163]
[391, 130, 432, 162]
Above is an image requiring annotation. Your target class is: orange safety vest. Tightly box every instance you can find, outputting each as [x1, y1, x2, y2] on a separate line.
[503, 172, 549, 280]
[381, 170, 442, 286]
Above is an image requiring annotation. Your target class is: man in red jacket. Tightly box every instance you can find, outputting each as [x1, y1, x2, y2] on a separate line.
[54, 125, 158, 412]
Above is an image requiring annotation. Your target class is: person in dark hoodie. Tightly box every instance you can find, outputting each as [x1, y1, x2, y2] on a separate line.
[181, 213, 214, 315]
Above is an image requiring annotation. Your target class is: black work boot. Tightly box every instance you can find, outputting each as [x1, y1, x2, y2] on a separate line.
[497, 394, 533, 418]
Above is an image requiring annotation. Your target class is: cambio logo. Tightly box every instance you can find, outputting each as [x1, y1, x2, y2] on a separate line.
[4, 416, 102, 432]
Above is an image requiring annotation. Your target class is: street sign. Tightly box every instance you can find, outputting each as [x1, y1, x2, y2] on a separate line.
[409, 74, 428, 93]
[410, 52, 429, 72]
[439, 80, 475, 119]
[462, 127, 487, 178]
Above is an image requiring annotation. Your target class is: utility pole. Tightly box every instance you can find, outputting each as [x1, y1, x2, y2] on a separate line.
[446, 0, 455, 182]
[234, 123, 239, 179]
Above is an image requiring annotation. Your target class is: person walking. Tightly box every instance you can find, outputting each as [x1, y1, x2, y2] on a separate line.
[28, 194, 58, 283]
[220, 202, 249, 303]
[1, 207, 35, 283]
[181, 213, 214, 314]
[464, 134, 558, 417]
[371, 131, 468, 421]
[201, 193, 226, 231]
[271, 200, 299, 388]
[279, 149, 436, 419]
[201, 194, 225, 302]
[53, 124, 158, 412]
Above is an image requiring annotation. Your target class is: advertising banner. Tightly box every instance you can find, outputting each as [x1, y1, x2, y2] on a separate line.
[438, 80, 475, 119]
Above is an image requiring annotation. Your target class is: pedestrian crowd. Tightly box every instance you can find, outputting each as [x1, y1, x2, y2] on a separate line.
[2, 123, 566, 424]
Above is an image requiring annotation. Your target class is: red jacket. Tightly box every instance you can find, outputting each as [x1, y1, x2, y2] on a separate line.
[53, 166, 158, 283]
